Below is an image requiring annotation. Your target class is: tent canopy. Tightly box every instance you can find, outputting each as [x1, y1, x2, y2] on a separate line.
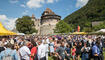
[97, 29, 105, 33]
[0, 22, 17, 36]
[71, 32, 87, 35]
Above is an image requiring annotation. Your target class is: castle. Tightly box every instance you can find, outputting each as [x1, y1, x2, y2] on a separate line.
[32, 8, 61, 35]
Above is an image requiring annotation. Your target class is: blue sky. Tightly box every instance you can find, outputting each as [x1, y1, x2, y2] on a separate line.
[0, 0, 89, 30]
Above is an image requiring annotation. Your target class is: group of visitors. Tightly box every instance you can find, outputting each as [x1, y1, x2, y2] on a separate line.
[0, 35, 105, 60]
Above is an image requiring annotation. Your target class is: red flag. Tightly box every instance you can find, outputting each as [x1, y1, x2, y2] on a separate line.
[77, 25, 80, 32]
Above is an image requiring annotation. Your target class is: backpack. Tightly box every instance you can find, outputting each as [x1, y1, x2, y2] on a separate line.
[2, 51, 13, 60]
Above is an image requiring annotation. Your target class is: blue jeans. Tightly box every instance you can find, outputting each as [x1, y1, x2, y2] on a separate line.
[82, 53, 89, 60]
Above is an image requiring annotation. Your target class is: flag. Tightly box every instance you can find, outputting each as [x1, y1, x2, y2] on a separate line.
[77, 25, 80, 32]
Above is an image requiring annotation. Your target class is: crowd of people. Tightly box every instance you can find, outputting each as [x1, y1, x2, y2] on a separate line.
[0, 35, 105, 60]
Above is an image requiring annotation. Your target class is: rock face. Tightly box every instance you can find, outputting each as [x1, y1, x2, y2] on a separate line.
[32, 8, 61, 35]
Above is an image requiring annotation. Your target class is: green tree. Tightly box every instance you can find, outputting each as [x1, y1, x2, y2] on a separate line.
[54, 20, 72, 33]
[16, 16, 37, 34]
[82, 27, 92, 32]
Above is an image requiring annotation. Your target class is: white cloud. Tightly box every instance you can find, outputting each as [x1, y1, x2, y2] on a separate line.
[10, 0, 18, 3]
[47, 0, 54, 3]
[26, 0, 59, 8]
[27, 0, 45, 8]
[0, 15, 8, 20]
[76, 0, 89, 8]
[20, 4, 26, 8]
[22, 10, 29, 15]
[0, 15, 17, 30]
[47, 0, 59, 3]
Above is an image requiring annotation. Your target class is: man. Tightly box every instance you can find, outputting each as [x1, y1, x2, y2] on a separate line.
[38, 40, 46, 60]
[92, 41, 101, 60]
[19, 41, 31, 60]
[0, 41, 5, 53]
[0, 43, 18, 60]
[0, 38, 7, 46]
[56, 42, 68, 60]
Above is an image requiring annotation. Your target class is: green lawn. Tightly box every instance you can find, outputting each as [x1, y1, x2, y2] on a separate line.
[48, 52, 105, 60]
[104, 52, 105, 59]
[48, 56, 53, 60]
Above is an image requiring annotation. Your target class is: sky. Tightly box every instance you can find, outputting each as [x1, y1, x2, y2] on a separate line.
[0, 0, 89, 30]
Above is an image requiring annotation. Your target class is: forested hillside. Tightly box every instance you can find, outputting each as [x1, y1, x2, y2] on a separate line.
[64, 0, 105, 31]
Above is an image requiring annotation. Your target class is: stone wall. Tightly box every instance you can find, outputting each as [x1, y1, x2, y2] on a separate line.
[92, 21, 103, 27]
[40, 25, 56, 35]
[42, 19, 58, 25]
[34, 19, 41, 34]
[40, 19, 59, 35]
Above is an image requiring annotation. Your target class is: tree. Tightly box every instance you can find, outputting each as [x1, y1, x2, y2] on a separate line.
[54, 20, 72, 33]
[16, 16, 37, 34]
[82, 27, 92, 32]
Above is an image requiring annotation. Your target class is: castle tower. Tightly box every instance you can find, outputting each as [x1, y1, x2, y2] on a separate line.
[31, 14, 40, 34]
[40, 8, 61, 35]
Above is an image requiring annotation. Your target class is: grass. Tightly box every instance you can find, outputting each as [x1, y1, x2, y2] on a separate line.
[48, 51, 105, 60]
[48, 56, 53, 60]
[104, 52, 105, 59]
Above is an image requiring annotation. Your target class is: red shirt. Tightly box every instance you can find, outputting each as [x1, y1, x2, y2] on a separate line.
[30, 47, 37, 60]
[72, 48, 76, 56]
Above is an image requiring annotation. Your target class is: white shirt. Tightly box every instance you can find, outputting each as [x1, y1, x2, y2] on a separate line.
[45, 44, 49, 52]
[10, 39, 14, 44]
[19, 46, 31, 60]
[46, 38, 50, 44]
[38, 43, 46, 59]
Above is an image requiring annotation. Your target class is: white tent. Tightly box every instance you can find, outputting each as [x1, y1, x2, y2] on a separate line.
[17, 33, 25, 35]
[97, 29, 105, 33]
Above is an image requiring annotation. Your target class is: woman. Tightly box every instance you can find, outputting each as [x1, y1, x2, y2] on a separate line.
[30, 41, 37, 60]
[81, 43, 90, 60]
[72, 46, 76, 60]
[76, 42, 82, 60]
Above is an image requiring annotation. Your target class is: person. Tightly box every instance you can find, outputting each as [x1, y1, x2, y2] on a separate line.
[19, 41, 31, 60]
[0, 43, 19, 60]
[44, 40, 49, 60]
[30, 41, 38, 60]
[98, 37, 104, 60]
[49, 40, 54, 56]
[14, 43, 21, 60]
[92, 41, 100, 60]
[56, 42, 67, 60]
[76, 42, 82, 60]
[38, 40, 46, 60]
[103, 38, 105, 51]
[65, 44, 71, 60]
[81, 43, 89, 60]
[0, 43, 5, 53]
[0, 38, 7, 47]
[71, 46, 76, 60]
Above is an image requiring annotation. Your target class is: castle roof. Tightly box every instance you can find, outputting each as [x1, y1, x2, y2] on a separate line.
[44, 8, 55, 15]
[41, 8, 61, 20]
